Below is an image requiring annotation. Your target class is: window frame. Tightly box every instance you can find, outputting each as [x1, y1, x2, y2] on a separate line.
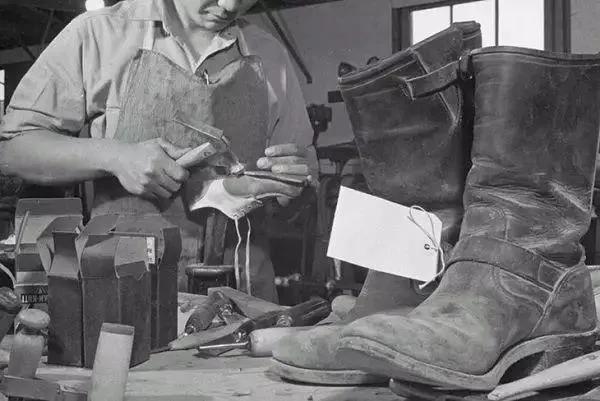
[392, 0, 570, 52]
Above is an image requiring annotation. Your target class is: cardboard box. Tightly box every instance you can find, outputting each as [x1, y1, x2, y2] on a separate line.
[14, 198, 82, 310]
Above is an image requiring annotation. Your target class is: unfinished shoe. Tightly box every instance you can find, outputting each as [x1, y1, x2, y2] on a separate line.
[187, 174, 304, 220]
[338, 47, 600, 391]
[270, 21, 481, 385]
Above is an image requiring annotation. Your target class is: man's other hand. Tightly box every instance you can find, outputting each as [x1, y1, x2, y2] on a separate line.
[257, 144, 313, 206]
[257, 144, 310, 176]
[112, 138, 191, 199]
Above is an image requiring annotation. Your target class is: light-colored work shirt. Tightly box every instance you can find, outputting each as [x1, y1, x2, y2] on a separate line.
[1, 0, 314, 159]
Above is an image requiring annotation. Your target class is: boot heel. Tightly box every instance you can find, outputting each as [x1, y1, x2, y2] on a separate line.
[501, 332, 597, 383]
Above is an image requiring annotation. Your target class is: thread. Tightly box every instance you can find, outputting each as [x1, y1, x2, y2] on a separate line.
[407, 205, 446, 289]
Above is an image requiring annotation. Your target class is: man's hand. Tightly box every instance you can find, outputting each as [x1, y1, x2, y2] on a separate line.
[256, 144, 312, 206]
[111, 138, 191, 199]
[223, 175, 304, 200]
[257, 144, 310, 176]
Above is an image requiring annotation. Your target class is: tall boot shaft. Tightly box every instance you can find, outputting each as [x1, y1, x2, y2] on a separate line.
[338, 47, 600, 390]
[270, 24, 482, 386]
[461, 47, 600, 267]
[338, 21, 481, 244]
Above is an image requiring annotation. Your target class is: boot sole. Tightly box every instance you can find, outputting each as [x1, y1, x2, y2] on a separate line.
[338, 330, 598, 391]
[269, 359, 389, 385]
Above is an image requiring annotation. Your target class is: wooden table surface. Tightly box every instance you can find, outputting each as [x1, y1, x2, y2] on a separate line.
[35, 351, 403, 401]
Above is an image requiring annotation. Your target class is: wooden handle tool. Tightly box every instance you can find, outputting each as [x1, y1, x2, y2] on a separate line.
[196, 327, 311, 357]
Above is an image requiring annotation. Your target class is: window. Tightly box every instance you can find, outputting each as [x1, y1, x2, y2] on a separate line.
[409, 0, 545, 50]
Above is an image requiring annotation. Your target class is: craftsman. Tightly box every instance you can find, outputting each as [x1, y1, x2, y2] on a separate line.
[0, 0, 316, 302]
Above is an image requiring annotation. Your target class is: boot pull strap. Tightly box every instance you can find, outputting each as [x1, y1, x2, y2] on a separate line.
[397, 53, 473, 100]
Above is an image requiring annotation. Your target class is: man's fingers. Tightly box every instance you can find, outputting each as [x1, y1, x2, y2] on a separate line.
[155, 172, 181, 194]
[149, 182, 172, 199]
[158, 138, 192, 160]
[223, 176, 302, 199]
[163, 160, 190, 183]
[257, 156, 307, 169]
[257, 180, 303, 198]
[271, 164, 310, 175]
[264, 144, 306, 157]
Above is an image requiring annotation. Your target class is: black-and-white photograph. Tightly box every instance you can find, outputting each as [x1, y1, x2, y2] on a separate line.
[1, 0, 600, 400]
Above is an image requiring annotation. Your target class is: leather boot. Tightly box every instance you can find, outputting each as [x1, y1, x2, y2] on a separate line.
[338, 46, 600, 391]
[270, 21, 481, 385]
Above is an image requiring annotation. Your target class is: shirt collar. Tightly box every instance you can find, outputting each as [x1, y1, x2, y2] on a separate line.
[126, 0, 163, 21]
[127, 0, 241, 38]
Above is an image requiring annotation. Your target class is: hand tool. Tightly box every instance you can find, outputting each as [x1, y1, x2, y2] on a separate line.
[241, 171, 310, 187]
[0, 373, 87, 401]
[183, 290, 236, 334]
[173, 116, 310, 187]
[176, 143, 218, 169]
[196, 327, 311, 357]
[163, 297, 331, 352]
[488, 349, 600, 400]
[207, 286, 285, 319]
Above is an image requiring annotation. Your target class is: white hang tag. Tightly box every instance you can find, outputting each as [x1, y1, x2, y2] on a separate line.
[327, 186, 442, 283]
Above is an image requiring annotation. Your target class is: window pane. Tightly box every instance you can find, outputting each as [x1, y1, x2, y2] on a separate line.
[411, 6, 451, 44]
[499, 0, 544, 49]
[453, 0, 496, 46]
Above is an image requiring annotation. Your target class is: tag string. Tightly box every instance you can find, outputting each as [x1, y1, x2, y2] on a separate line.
[233, 218, 252, 296]
[234, 219, 242, 292]
[407, 205, 446, 289]
[245, 217, 252, 296]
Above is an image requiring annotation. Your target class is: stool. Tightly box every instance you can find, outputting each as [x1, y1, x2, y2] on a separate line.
[185, 264, 234, 295]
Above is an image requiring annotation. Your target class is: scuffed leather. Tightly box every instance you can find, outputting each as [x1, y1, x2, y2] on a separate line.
[273, 23, 482, 375]
[274, 305, 416, 371]
[338, 22, 481, 317]
[338, 22, 481, 232]
[341, 47, 600, 378]
[531, 264, 596, 336]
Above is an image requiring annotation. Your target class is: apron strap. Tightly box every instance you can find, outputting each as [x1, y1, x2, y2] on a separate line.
[198, 42, 244, 80]
[142, 21, 161, 51]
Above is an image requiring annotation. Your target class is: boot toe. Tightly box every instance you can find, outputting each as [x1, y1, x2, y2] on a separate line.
[339, 305, 498, 376]
[272, 325, 343, 370]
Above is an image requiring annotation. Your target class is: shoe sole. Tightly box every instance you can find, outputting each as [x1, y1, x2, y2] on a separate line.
[388, 380, 486, 401]
[338, 330, 598, 391]
[269, 358, 389, 385]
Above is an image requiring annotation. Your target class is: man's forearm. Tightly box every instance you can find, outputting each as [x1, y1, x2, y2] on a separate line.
[0, 130, 120, 185]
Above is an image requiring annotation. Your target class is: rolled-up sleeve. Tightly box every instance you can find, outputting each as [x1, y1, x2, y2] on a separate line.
[1, 17, 86, 140]
[268, 50, 317, 170]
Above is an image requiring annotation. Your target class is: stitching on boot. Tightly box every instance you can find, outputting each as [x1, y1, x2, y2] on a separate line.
[529, 263, 595, 337]
[340, 59, 418, 89]
[492, 267, 545, 351]
[449, 236, 566, 290]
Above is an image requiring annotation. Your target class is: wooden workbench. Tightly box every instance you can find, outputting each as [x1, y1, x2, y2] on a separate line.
[32, 351, 600, 401]
[34, 351, 402, 401]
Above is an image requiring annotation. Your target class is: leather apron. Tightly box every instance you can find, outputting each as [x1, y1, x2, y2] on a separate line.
[92, 21, 270, 295]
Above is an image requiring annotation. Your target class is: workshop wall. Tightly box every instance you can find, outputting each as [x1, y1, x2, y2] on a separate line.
[571, 0, 600, 53]
[246, 0, 393, 147]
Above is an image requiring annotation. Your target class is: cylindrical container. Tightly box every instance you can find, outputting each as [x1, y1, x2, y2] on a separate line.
[88, 323, 134, 401]
[7, 308, 50, 378]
